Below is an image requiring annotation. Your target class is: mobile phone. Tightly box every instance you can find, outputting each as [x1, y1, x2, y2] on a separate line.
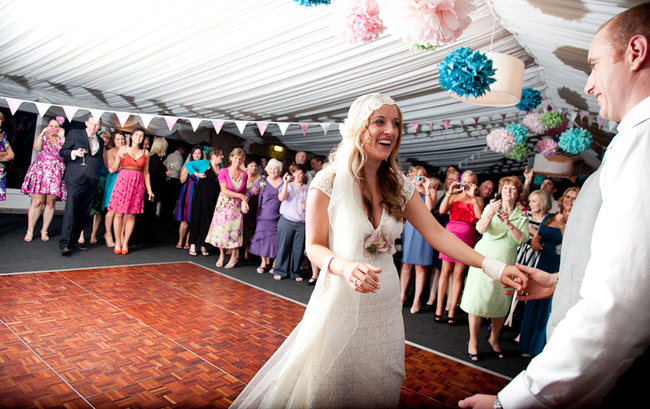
[494, 193, 502, 201]
[414, 175, 424, 182]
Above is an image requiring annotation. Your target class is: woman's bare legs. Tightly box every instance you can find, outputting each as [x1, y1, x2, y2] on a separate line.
[104, 210, 116, 247]
[426, 266, 440, 307]
[25, 194, 46, 241]
[488, 317, 506, 359]
[467, 313, 482, 361]
[225, 247, 239, 268]
[410, 264, 428, 314]
[121, 213, 136, 253]
[435, 260, 454, 319]
[216, 248, 225, 267]
[177, 221, 189, 248]
[90, 213, 102, 243]
[113, 212, 125, 252]
[447, 262, 468, 323]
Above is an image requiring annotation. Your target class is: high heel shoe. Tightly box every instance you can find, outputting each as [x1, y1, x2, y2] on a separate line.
[114, 246, 122, 255]
[121, 248, 129, 255]
[410, 302, 421, 314]
[41, 231, 49, 241]
[90, 234, 98, 244]
[105, 234, 115, 248]
[24, 231, 34, 242]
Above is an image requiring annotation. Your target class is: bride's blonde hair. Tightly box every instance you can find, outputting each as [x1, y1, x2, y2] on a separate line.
[328, 93, 407, 220]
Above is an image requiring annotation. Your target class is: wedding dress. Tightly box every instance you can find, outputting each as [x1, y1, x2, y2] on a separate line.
[231, 166, 415, 409]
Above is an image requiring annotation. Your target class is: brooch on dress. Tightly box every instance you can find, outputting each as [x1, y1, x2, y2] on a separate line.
[364, 226, 392, 254]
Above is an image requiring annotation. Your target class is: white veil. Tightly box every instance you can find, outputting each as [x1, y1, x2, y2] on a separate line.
[231, 93, 398, 409]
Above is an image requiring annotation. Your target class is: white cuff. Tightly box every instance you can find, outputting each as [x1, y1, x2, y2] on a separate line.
[482, 258, 507, 283]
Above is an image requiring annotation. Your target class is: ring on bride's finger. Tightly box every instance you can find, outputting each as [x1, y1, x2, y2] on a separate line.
[354, 278, 360, 287]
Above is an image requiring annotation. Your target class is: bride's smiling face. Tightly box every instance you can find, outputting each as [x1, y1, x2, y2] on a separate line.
[362, 104, 401, 164]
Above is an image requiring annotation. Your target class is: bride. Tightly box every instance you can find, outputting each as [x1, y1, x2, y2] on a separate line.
[231, 93, 527, 408]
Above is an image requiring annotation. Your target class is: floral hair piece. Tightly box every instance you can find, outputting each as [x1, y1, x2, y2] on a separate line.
[338, 93, 397, 139]
[202, 145, 211, 156]
[55, 116, 65, 126]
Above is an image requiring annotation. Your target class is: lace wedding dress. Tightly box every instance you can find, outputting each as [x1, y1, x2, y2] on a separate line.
[232, 167, 415, 409]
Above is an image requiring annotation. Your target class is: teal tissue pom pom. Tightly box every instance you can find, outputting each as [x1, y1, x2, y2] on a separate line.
[558, 128, 592, 154]
[505, 123, 529, 144]
[516, 88, 542, 111]
[439, 47, 497, 99]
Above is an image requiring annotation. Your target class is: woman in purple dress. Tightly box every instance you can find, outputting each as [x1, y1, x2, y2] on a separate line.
[175, 145, 204, 249]
[21, 117, 67, 242]
[245, 158, 284, 273]
[205, 148, 249, 268]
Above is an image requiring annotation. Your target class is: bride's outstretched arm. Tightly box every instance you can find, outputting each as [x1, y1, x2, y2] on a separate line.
[402, 192, 527, 292]
[305, 188, 381, 294]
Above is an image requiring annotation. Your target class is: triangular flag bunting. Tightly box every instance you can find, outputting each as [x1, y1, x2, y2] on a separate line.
[34, 102, 52, 117]
[427, 121, 434, 129]
[277, 122, 291, 135]
[474, 117, 480, 126]
[442, 120, 450, 130]
[256, 122, 269, 136]
[320, 123, 331, 135]
[300, 123, 310, 135]
[579, 113, 586, 123]
[587, 115, 594, 126]
[62, 106, 79, 122]
[189, 118, 203, 132]
[115, 112, 130, 127]
[212, 120, 225, 134]
[88, 109, 104, 122]
[139, 114, 156, 129]
[409, 122, 419, 133]
[597, 117, 604, 129]
[163, 116, 178, 131]
[234, 121, 248, 135]
[5, 98, 23, 115]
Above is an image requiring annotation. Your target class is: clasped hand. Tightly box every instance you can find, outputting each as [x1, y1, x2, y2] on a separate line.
[341, 261, 381, 294]
[503, 263, 556, 300]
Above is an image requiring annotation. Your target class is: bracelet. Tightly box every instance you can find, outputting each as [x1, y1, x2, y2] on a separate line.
[494, 396, 502, 409]
[424, 194, 431, 197]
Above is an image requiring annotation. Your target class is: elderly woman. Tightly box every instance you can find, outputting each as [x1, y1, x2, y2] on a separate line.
[435, 170, 484, 324]
[399, 166, 436, 313]
[245, 158, 284, 273]
[519, 186, 579, 357]
[273, 163, 309, 281]
[186, 147, 223, 256]
[21, 116, 67, 242]
[516, 189, 553, 269]
[205, 148, 249, 268]
[175, 145, 204, 249]
[460, 175, 529, 361]
[102, 131, 126, 247]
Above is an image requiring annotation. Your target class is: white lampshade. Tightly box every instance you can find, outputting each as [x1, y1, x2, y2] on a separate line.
[450, 52, 525, 106]
[533, 154, 574, 177]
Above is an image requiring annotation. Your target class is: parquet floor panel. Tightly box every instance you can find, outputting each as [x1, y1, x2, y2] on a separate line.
[0, 262, 510, 408]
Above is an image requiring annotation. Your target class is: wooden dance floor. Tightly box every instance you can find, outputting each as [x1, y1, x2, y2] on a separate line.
[0, 262, 508, 408]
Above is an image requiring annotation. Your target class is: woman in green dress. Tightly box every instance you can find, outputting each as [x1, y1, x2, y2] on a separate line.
[460, 176, 529, 361]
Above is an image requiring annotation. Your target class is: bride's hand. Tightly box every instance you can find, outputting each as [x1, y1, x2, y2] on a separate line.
[341, 261, 381, 294]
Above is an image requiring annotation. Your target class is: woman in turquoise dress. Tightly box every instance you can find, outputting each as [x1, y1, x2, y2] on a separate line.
[102, 131, 125, 247]
[460, 176, 529, 361]
[518, 186, 579, 356]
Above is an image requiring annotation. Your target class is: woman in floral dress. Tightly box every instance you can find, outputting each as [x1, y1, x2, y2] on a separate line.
[21, 117, 67, 241]
[205, 148, 248, 268]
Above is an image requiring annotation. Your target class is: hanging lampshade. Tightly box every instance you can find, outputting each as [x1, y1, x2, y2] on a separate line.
[533, 154, 574, 177]
[450, 52, 524, 106]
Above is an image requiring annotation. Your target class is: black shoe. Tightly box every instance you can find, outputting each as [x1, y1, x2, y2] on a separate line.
[74, 244, 89, 251]
[61, 247, 71, 255]
[306, 278, 317, 286]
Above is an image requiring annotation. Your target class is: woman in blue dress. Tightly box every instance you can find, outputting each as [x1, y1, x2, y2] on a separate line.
[399, 166, 436, 314]
[175, 145, 204, 249]
[518, 186, 580, 356]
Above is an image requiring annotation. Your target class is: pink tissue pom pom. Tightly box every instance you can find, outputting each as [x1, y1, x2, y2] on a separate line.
[486, 128, 516, 153]
[332, 0, 385, 44]
[536, 138, 558, 156]
[523, 112, 548, 135]
[378, 0, 476, 46]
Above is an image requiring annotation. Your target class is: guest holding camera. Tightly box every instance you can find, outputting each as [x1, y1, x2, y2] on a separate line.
[435, 170, 484, 324]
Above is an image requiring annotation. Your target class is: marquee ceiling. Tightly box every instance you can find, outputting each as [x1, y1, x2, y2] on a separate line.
[0, 0, 637, 176]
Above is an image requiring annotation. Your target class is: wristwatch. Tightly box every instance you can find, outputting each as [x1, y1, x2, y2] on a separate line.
[494, 396, 502, 409]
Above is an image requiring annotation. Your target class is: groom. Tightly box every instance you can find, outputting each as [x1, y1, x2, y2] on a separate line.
[459, 3, 650, 408]
[58, 115, 104, 254]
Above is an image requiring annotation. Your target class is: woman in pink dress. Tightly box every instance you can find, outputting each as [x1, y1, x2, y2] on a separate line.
[205, 148, 249, 268]
[435, 170, 484, 325]
[21, 116, 67, 242]
[107, 128, 153, 255]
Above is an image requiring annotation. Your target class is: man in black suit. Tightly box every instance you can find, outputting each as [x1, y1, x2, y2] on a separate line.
[58, 115, 104, 254]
